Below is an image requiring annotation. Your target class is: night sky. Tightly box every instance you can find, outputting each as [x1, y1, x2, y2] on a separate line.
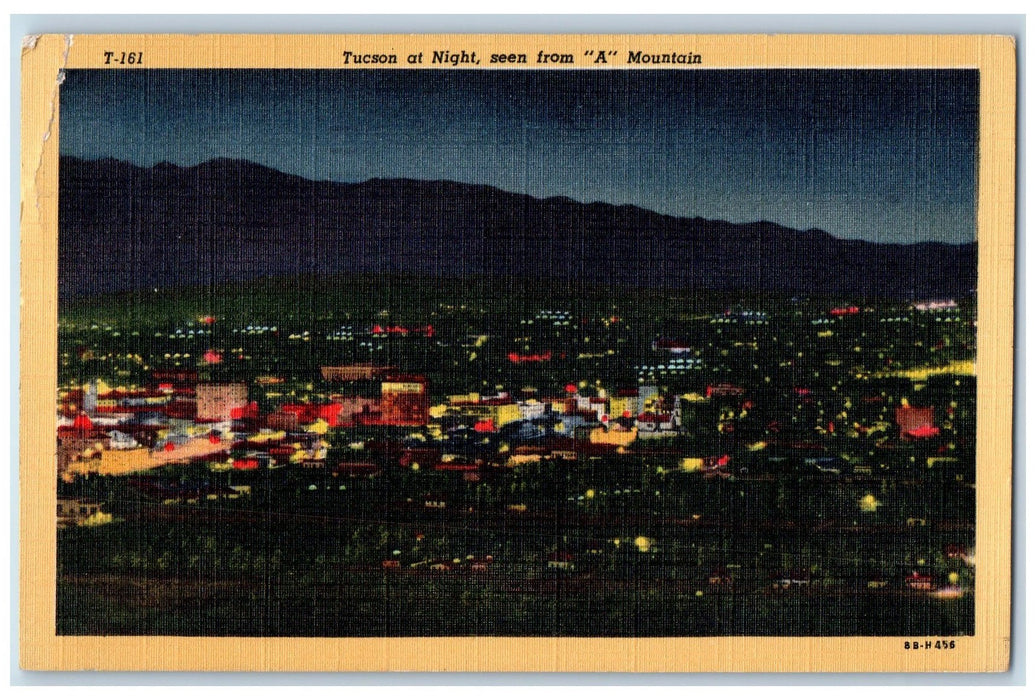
[59, 69, 978, 245]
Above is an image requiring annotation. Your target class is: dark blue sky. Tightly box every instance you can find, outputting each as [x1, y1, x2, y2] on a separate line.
[60, 69, 978, 244]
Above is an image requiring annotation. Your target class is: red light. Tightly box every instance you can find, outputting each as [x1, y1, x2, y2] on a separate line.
[508, 351, 552, 364]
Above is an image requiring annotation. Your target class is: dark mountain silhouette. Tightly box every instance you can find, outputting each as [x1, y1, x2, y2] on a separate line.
[58, 157, 977, 301]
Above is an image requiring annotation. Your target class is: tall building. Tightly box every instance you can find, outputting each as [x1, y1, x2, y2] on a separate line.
[196, 382, 248, 422]
[380, 375, 429, 426]
[84, 380, 98, 414]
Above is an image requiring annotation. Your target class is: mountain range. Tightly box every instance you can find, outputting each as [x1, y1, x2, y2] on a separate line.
[58, 157, 977, 301]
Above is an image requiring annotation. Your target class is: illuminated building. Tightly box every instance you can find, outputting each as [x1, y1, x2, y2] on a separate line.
[196, 382, 249, 422]
[334, 396, 382, 426]
[444, 397, 521, 429]
[149, 368, 198, 390]
[380, 375, 430, 426]
[278, 402, 344, 428]
[706, 383, 745, 398]
[589, 426, 637, 446]
[894, 405, 936, 439]
[321, 364, 396, 382]
[913, 299, 958, 311]
[609, 389, 641, 419]
[652, 337, 693, 353]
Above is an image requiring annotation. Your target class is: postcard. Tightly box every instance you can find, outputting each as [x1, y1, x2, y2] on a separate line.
[19, 33, 1015, 672]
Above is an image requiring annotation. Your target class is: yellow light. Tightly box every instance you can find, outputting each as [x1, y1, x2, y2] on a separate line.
[948, 572, 960, 584]
[634, 536, 652, 552]
[859, 494, 880, 512]
[585, 489, 595, 499]
[681, 457, 704, 472]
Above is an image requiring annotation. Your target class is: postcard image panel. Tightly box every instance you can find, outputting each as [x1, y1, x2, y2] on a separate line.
[19, 33, 1015, 672]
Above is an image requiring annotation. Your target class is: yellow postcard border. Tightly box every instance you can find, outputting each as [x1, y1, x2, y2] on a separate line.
[19, 33, 1016, 673]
